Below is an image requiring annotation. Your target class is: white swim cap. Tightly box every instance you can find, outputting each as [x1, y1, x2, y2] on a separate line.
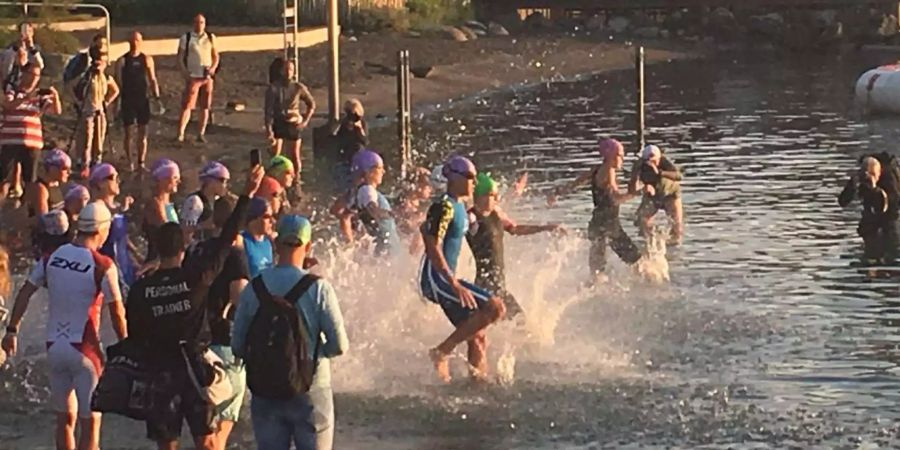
[78, 201, 112, 233]
[641, 144, 662, 160]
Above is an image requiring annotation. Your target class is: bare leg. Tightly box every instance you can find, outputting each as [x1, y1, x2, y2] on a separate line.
[76, 415, 100, 450]
[177, 108, 191, 140]
[270, 138, 283, 157]
[431, 297, 506, 383]
[198, 109, 210, 138]
[214, 421, 235, 450]
[123, 124, 134, 169]
[93, 114, 107, 164]
[466, 331, 488, 380]
[665, 196, 684, 244]
[194, 433, 217, 450]
[137, 124, 149, 169]
[55, 411, 76, 450]
[9, 162, 20, 197]
[288, 138, 302, 190]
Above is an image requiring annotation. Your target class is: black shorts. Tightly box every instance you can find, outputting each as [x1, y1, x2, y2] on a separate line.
[121, 98, 151, 126]
[273, 119, 301, 141]
[0, 144, 37, 183]
[146, 371, 214, 441]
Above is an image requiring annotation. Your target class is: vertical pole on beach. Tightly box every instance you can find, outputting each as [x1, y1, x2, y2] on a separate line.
[636, 46, 645, 152]
[327, 0, 340, 123]
[397, 50, 412, 179]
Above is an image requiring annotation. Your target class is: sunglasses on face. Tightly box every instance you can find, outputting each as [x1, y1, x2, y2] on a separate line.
[216, 177, 229, 184]
[261, 214, 275, 220]
[106, 174, 119, 182]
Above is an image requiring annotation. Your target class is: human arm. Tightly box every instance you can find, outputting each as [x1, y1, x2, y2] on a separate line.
[101, 264, 127, 340]
[30, 182, 49, 216]
[547, 169, 595, 205]
[104, 77, 119, 106]
[0, 280, 39, 356]
[658, 157, 683, 182]
[838, 174, 859, 207]
[230, 283, 259, 358]
[176, 35, 189, 77]
[44, 87, 62, 115]
[498, 208, 562, 236]
[299, 84, 316, 127]
[329, 194, 355, 243]
[209, 34, 220, 75]
[263, 86, 275, 132]
[145, 198, 167, 227]
[358, 185, 391, 220]
[317, 281, 348, 358]
[145, 55, 161, 98]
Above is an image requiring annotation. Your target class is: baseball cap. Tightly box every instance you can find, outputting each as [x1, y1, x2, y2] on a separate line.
[40, 210, 69, 236]
[44, 149, 72, 169]
[473, 173, 497, 198]
[64, 184, 90, 203]
[275, 215, 312, 247]
[442, 155, 476, 180]
[247, 197, 270, 221]
[351, 149, 383, 173]
[598, 138, 624, 160]
[78, 200, 112, 232]
[641, 144, 662, 161]
[267, 155, 294, 177]
[256, 176, 283, 199]
[199, 161, 230, 181]
[88, 163, 117, 186]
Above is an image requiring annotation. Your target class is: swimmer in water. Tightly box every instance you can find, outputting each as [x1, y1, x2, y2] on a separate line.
[629, 144, 684, 244]
[549, 138, 643, 283]
[420, 155, 506, 383]
[348, 149, 400, 256]
[839, 155, 899, 264]
[468, 172, 562, 320]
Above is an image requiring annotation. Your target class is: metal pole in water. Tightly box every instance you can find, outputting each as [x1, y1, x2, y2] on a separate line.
[397, 50, 411, 179]
[327, 0, 340, 123]
[636, 45, 645, 152]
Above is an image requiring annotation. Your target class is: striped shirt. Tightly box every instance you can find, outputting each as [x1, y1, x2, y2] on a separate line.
[0, 91, 48, 149]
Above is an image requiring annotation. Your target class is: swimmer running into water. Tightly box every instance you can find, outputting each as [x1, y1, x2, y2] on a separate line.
[420, 156, 506, 383]
[549, 138, 644, 283]
[468, 172, 562, 320]
[629, 144, 683, 243]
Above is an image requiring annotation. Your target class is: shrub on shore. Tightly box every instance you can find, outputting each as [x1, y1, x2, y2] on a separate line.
[349, 0, 473, 33]
[0, 27, 80, 54]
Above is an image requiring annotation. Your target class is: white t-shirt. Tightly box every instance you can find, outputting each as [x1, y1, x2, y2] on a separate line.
[178, 32, 215, 78]
[29, 243, 120, 344]
[355, 184, 379, 209]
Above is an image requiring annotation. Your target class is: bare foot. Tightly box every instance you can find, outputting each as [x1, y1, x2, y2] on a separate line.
[429, 348, 451, 384]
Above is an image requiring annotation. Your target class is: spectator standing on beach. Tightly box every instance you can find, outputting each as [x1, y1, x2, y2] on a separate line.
[265, 59, 314, 196]
[0, 22, 44, 88]
[332, 99, 369, 189]
[73, 46, 119, 178]
[0, 66, 61, 199]
[177, 14, 219, 144]
[232, 215, 348, 450]
[116, 31, 160, 172]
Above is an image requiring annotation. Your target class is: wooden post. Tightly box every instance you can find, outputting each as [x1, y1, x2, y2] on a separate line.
[635, 45, 645, 152]
[327, 0, 340, 123]
[397, 50, 412, 179]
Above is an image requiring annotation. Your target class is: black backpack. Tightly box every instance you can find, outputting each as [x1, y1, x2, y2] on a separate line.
[245, 274, 320, 400]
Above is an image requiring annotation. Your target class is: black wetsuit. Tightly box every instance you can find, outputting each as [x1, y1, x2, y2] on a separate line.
[588, 168, 641, 274]
[29, 178, 64, 258]
[466, 209, 523, 318]
[839, 174, 899, 264]
[119, 52, 151, 126]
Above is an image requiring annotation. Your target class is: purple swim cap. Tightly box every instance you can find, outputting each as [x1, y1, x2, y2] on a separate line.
[598, 138, 624, 161]
[151, 158, 180, 181]
[199, 161, 230, 181]
[441, 155, 476, 180]
[44, 149, 72, 169]
[351, 149, 383, 173]
[64, 183, 90, 202]
[88, 163, 118, 186]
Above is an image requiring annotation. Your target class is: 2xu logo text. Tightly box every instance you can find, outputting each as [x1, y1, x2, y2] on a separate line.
[49, 256, 92, 273]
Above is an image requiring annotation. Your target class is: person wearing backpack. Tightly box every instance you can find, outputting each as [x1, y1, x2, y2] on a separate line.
[71, 44, 119, 179]
[177, 14, 219, 144]
[231, 215, 348, 450]
[0, 22, 44, 87]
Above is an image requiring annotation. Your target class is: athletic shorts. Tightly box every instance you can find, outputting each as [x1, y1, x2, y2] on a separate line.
[121, 98, 151, 126]
[0, 144, 38, 183]
[209, 345, 246, 423]
[146, 369, 215, 441]
[419, 259, 492, 326]
[273, 119, 301, 141]
[182, 78, 213, 111]
[47, 341, 101, 419]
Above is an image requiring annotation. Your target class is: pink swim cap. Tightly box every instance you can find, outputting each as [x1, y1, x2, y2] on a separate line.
[151, 159, 180, 181]
[598, 138, 624, 161]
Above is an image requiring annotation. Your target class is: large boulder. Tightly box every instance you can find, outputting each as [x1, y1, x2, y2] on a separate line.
[609, 16, 631, 34]
[458, 25, 479, 40]
[465, 20, 488, 32]
[488, 22, 510, 36]
[440, 26, 468, 42]
[524, 11, 553, 30]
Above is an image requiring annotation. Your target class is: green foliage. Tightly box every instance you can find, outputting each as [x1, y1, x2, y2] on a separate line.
[406, 0, 472, 28]
[349, 7, 410, 33]
[0, 27, 80, 53]
[95, 0, 279, 25]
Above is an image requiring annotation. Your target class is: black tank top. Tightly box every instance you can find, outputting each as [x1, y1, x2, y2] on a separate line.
[590, 167, 619, 222]
[466, 209, 505, 291]
[121, 53, 148, 102]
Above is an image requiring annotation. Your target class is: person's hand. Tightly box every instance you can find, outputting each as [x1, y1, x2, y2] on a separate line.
[244, 165, 265, 197]
[644, 184, 656, 196]
[303, 256, 318, 269]
[122, 195, 134, 211]
[866, 174, 878, 188]
[137, 259, 159, 277]
[451, 279, 477, 309]
[1, 333, 17, 357]
[513, 172, 528, 196]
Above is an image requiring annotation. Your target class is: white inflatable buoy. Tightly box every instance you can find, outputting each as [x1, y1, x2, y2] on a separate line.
[855, 65, 900, 114]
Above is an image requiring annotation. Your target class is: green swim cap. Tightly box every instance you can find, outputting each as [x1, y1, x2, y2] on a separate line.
[474, 172, 497, 198]
[267, 155, 295, 177]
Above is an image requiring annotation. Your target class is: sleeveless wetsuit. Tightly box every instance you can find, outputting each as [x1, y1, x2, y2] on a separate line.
[588, 168, 641, 274]
[466, 209, 524, 319]
[120, 52, 151, 126]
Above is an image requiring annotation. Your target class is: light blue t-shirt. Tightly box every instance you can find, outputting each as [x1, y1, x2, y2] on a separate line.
[241, 231, 273, 278]
[231, 265, 349, 388]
